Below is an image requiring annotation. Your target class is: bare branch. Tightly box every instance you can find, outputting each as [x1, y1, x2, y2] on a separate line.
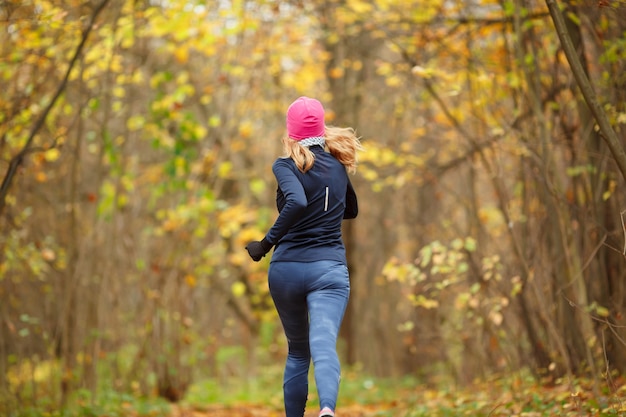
[0, 0, 111, 216]
[620, 210, 626, 256]
[545, 0, 626, 181]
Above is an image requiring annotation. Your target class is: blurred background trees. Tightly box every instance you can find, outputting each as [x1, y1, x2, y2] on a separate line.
[1, 0, 625, 412]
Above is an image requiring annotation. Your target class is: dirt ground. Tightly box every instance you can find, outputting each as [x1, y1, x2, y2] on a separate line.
[170, 404, 387, 417]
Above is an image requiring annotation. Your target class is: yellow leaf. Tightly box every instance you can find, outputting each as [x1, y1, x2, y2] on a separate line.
[218, 161, 232, 178]
[347, 0, 373, 14]
[162, 218, 179, 232]
[596, 306, 610, 317]
[238, 227, 263, 245]
[208, 115, 221, 127]
[249, 178, 266, 197]
[602, 180, 616, 201]
[117, 194, 128, 208]
[376, 62, 393, 77]
[185, 274, 197, 288]
[44, 148, 60, 162]
[409, 294, 439, 309]
[397, 321, 414, 332]
[113, 86, 126, 98]
[231, 281, 246, 297]
[329, 67, 344, 79]
[385, 75, 402, 87]
[127, 115, 145, 131]
[361, 168, 378, 181]
[239, 121, 253, 138]
[193, 125, 207, 139]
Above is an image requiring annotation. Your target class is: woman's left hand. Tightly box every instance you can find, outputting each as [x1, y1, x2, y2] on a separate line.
[245, 238, 273, 261]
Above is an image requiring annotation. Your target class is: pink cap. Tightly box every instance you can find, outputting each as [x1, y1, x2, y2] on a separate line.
[286, 96, 325, 140]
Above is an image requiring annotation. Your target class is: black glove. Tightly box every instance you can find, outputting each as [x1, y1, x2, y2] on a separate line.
[245, 238, 273, 262]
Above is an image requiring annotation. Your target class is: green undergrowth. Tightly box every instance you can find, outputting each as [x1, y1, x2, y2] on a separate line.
[1, 389, 172, 417]
[3, 362, 626, 416]
[183, 366, 626, 416]
[346, 372, 626, 417]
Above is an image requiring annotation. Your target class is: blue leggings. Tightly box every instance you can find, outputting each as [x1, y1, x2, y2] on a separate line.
[268, 260, 350, 417]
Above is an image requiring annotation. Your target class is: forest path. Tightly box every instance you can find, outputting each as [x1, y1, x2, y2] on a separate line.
[170, 403, 389, 417]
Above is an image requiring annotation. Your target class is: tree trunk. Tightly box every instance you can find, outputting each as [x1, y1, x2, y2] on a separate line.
[318, 0, 379, 370]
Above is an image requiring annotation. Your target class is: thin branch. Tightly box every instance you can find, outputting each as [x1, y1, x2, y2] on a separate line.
[0, 0, 111, 216]
[619, 210, 626, 256]
[562, 293, 626, 331]
[392, 11, 551, 31]
[555, 233, 607, 294]
[545, 0, 626, 182]
[395, 39, 569, 175]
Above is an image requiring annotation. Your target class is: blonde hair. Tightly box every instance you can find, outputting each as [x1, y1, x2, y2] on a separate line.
[283, 126, 362, 174]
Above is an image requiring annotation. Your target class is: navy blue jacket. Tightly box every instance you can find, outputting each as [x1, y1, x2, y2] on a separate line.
[265, 145, 358, 263]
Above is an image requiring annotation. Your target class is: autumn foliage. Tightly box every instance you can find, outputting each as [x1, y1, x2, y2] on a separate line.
[1, 0, 626, 415]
